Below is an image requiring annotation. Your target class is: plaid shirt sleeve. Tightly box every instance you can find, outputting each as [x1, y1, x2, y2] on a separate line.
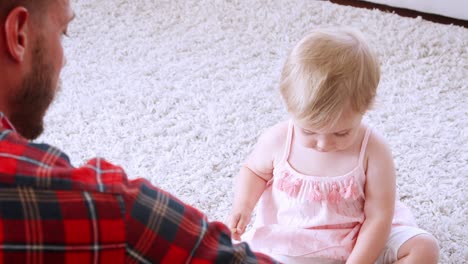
[0, 113, 280, 264]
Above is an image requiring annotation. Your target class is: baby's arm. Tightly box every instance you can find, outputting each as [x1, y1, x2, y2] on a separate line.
[227, 122, 286, 240]
[347, 131, 396, 264]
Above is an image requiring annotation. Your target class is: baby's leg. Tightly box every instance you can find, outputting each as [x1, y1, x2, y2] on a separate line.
[393, 233, 439, 264]
[375, 226, 439, 264]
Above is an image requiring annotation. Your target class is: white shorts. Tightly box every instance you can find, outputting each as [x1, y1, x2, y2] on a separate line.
[374, 225, 430, 264]
[271, 226, 430, 264]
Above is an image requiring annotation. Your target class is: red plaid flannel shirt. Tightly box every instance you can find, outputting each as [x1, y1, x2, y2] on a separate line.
[0, 113, 279, 264]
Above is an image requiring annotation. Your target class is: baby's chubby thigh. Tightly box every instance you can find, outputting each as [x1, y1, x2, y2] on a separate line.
[374, 225, 431, 264]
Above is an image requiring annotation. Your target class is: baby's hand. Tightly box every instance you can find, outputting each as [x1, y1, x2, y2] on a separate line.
[226, 210, 252, 241]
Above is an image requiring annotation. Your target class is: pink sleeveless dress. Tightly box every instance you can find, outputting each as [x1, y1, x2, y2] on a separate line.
[242, 122, 416, 261]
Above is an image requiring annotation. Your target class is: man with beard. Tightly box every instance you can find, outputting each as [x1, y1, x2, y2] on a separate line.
[0, 1, 278, 263]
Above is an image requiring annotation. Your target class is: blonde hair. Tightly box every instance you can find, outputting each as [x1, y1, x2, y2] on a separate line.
[279, 28, 380, 128]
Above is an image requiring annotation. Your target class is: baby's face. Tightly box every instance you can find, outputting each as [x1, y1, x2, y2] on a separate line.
[294, 110, 363, 152]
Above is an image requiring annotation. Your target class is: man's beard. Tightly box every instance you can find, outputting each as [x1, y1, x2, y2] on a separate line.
[9, 40, 58, 140]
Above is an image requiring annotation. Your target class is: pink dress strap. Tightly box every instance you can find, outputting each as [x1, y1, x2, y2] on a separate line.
[358, 127, 372, 166]
[280, 120, 294, 162]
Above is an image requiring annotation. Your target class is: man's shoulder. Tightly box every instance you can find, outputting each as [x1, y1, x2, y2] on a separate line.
[1, 127, 72, 167]
[0, 128, 128, 194]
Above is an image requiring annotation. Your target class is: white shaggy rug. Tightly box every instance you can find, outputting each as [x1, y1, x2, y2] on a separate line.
[39, 0, 467, 262]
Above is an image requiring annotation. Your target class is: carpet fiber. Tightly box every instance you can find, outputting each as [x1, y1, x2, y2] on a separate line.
[40, 0, 467, 262]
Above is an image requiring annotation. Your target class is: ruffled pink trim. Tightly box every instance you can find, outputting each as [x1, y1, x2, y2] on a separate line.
[310, 183, 323, 201]
[327, 183, 341, 203]
[340, 178, 359, 200]
[275, 170, 360, 202]
[277, 171, 302, 197]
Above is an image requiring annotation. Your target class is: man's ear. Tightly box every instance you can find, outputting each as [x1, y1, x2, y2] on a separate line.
[4, 6, 30, 62]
